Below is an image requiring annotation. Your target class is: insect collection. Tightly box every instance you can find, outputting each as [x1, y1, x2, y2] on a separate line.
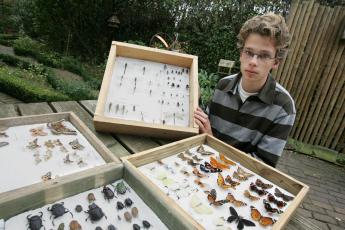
[104, 57, 191, 127]
[5, 180, 167, 229]
[0, 119, 105, 194]
[139, 145, 295, 230]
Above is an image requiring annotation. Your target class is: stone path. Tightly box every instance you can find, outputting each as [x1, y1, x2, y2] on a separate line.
[277, 150, 345, 230]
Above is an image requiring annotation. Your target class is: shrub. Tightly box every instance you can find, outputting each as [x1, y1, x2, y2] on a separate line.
[198, 69, 220, 109]
[0, 67, 70, 102]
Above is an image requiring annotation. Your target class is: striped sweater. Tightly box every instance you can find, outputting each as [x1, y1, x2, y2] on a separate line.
[208, 73, 296, 167]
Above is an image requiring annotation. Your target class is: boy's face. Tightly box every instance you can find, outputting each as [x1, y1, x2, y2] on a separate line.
[240, 33, 279, 88]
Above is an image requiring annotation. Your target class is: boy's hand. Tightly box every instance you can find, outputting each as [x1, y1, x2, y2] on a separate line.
[194, 107, 213, 136]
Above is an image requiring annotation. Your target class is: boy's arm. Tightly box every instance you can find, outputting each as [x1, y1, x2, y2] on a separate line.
[256, 109, 296, 167]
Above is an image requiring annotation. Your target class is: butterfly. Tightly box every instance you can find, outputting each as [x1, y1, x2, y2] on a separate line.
[192, 155, 203, 162]
[155, 171, 175, 187]
[267, 193, 287, 208]
[250, 206, 276, 226]
[275, 188, 294, 202]
[217, 173, 233, 189]
[210, 157, 229, 170]
[187, 159, 200, 166]
[204, 162, 222, 173]
[194, 179, 208, 188]
[233, 167, 254, 181]
[177, 152, 191, 161]
[196, 145, 214, 155]
[190, 194, 213, 214]
[255, 179, 273, 189]
[192, 167, 207, 178]
[226, 192, 247, 207]
[207, 189, 229, 206]
[243, 190, 260, 201]
[225, 175, 241, 189]
[227, 206, 255, 230]
[219, 153, 236, 166]
[249, 183, 268, 196]
[263, 199, 284, 214]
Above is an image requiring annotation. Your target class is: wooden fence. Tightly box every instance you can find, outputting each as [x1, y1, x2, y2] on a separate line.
[274, 0, 345, 153]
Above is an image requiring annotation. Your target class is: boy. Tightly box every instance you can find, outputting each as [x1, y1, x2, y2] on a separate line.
[194, 13, 295, 167]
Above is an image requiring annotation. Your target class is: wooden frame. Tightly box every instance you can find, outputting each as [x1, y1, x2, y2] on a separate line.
[94, 41, 199, 139]
[122, 134, 310, 230]
[0, 112, 120, 197]
[0, 163, 194, 229]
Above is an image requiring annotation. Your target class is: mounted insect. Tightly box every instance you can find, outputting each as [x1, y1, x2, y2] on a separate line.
[274, 188, 294, 202]
[227, 206, 255, 230]
[0, 142, 9, 148]
[85, 203, 107, 222]
[26, 212, 44, 230]
[102, 186, 116, 201]
[69, 220, 81, 230]
[219, 153, 236, 166]
[143, 220, 152, 229]
[177, 152, 191, 161]
[249, 183, 268, 196]
[69, 139, 84, 150]
[263, 199, 284, 214]
[243, 190, 260, 201]
[124, 198, 133, 207]
[192, 168, 206, 178]
[107, 224, 117, 230]
[47, 202, 73, 226]
[124, 211, 132, 222]
[47, 119, 77, 135]
[27, 138, 40, 149]
[30, 127, 48, 136]
[41, 172, 52, 181]
[196, 145, 214, 155]
[250, 206, 276, 226]
[87, 193, 96, 203]
[75, 205, 83, 213]
[255, 179, 273, 189]
[133, 224, 140, 230]
[63, 154, 73, 164]
[131, 207, 139, 218]
[113, 181, 131, 195]
[226, 192, 247, 207]
[204, 162, 222, 173]
[116, 201, 125, 210]
[210, 157, 229, 170]
[217, 173, 236, 190]
[267, 193, 287, 208]
[233, 167, 254, 181]
[206, 189, 229, 206]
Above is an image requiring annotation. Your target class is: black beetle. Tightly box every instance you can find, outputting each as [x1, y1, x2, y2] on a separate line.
[133, 223, 141, 230]
[116, 201, 124, 210]
[102, 186, 116, 201]
[95, 227, 103, 230]
[108, 224, 117, 230]
[47, 202, 73, 226]
[143, 220, 151, 229]
[124, 198, 133, 207]
[27, 212, 44, 230]
[85, 203, 107, 223]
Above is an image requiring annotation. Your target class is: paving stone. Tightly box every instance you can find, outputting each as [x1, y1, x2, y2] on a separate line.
[303, 203, 327, 214]
[313, 212, 338, 224]
[296, 207, 313, 218]
[334, 207, 345, 215]
[326, 210, 345, 222]
[329, 191, 345, 200]
[312, 200, 334, 211]
[310, 194, 337, 204]
[328, 223, 345, 230]
[307, 218, 331, 229]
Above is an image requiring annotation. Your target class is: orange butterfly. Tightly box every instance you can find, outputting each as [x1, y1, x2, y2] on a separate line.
[250, 206, 276, 226]
[210, 157, 229, 170]
[244, 190, 260, 201]
[226, 192, 247, 207]
[219, 153, 236, 166]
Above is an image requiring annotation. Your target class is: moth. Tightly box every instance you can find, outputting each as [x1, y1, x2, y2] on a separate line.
[226, 192, 247, 207]
[255, 179, 273, 189]
[233, 167, 254, 181]
[275, 188, 294, 202]
[263, 199, 284, 214]
[243, 190, 260, 201]
[267, 193, 287, 208]
[225, 175, 240, 188]
[196, 145, 214, 155]
[249, 182, 268, 196]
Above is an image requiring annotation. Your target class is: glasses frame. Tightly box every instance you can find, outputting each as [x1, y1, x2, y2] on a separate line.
[241, 48, 277, 63]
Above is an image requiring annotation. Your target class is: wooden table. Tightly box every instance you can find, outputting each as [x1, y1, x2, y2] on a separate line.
[0, 100, 321, 230]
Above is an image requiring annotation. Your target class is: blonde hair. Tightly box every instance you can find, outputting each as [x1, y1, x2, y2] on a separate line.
[237, 13, 290, 60]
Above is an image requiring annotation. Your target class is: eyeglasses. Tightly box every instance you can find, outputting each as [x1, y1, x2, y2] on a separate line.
[241, 49, 276, 63]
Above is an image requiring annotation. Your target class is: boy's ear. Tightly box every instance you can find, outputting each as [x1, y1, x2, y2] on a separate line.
[272, 59, 280, 69]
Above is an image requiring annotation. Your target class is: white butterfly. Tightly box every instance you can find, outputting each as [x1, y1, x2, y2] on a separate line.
[190, 195, 213, 215]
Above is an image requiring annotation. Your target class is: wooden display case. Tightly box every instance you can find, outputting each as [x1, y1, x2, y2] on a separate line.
[122, 134, 310, 230]
[0, 112, 119, 196]
[0, 163, 195, 230]
[93, 41, 199, 139]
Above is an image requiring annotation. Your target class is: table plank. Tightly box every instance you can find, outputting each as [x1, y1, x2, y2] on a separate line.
[51, 101, 130, 157]
[0, 104, 18, 118]
[80, 100, 160, 153]
[286, 213, 322, 230]
[17, 102, 53, 115]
